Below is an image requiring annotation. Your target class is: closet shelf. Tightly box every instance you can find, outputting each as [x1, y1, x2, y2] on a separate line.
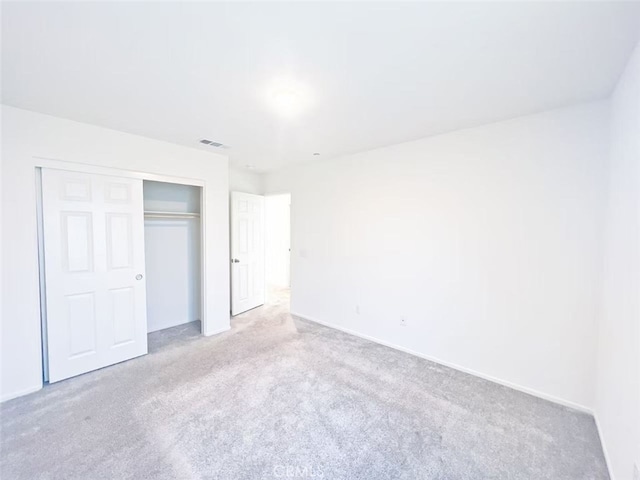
[144, 211, 200, 219]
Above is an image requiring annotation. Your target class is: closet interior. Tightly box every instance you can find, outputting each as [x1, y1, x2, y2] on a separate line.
[143, 180, 202, 337]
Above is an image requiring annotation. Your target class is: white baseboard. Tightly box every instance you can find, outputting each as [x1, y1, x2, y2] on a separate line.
[1, 384, 42, 403]
[594, 414, 615, 480]
[291, 310, 593, 414]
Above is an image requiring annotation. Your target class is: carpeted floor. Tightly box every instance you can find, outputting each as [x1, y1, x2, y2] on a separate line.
[1, 289, 608, 479]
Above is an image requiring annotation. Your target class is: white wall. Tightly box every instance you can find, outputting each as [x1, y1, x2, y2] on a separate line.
[596, 42, 640, 480]
[265, 101, 609, 410]
[144, 180, 201, 213]
[229, 167, 263, 195]
[143, 181, 201, 333]
[265, 194, 291, 288]
[1, 105, 231, 401]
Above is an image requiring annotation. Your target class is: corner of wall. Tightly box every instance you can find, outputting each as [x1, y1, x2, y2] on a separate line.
[229, 166, 265, 195]
[594, 39, 640, 480]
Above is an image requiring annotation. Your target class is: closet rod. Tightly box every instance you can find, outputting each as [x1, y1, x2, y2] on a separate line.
[144, 211, 200, 219]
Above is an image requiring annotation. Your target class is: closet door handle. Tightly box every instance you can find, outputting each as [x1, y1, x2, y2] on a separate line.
[232, 258, 240, 263]
[136, 274, 143, 280]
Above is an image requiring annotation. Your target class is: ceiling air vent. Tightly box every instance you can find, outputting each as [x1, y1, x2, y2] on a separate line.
[199, 139, 229, 149]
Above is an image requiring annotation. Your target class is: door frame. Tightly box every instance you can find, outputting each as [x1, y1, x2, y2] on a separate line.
[34, 159, 209, 381]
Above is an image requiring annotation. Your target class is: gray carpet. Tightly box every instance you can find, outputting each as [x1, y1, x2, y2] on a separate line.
[1, 289, 608, 479]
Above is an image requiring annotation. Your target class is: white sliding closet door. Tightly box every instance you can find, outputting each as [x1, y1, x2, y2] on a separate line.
[230, 192, 265, 315]
[41, 168, 148, 382]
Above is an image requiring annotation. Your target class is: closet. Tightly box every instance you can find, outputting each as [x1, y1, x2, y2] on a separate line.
[143, 180, 202, 334]
[39, 170, 204, 383]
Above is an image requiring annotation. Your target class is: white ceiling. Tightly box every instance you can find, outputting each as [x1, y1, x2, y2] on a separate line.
[2, 2, 640, 172]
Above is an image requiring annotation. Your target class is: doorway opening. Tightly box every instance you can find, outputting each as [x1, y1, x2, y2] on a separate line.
[142, 180, 203, 351]
[265, 193, 291, 305]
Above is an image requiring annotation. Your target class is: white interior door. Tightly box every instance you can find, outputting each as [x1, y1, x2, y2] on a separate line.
[231, 192, 265, 315]
[41, 168, 148, 383]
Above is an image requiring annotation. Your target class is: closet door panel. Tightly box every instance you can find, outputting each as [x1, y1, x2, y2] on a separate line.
[110, 287, 136, 346]
[66, 292, 97, 358]
[42, 168, 148, 383]
[62, 212, 94, 273]
[106, 213, 133, 269]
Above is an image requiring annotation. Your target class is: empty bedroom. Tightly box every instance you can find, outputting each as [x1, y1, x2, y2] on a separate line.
[1, 1, 639, 479]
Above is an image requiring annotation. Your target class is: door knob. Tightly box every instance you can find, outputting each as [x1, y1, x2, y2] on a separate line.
[136, 274, 143, 280]
[232, 259, 240, 263]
